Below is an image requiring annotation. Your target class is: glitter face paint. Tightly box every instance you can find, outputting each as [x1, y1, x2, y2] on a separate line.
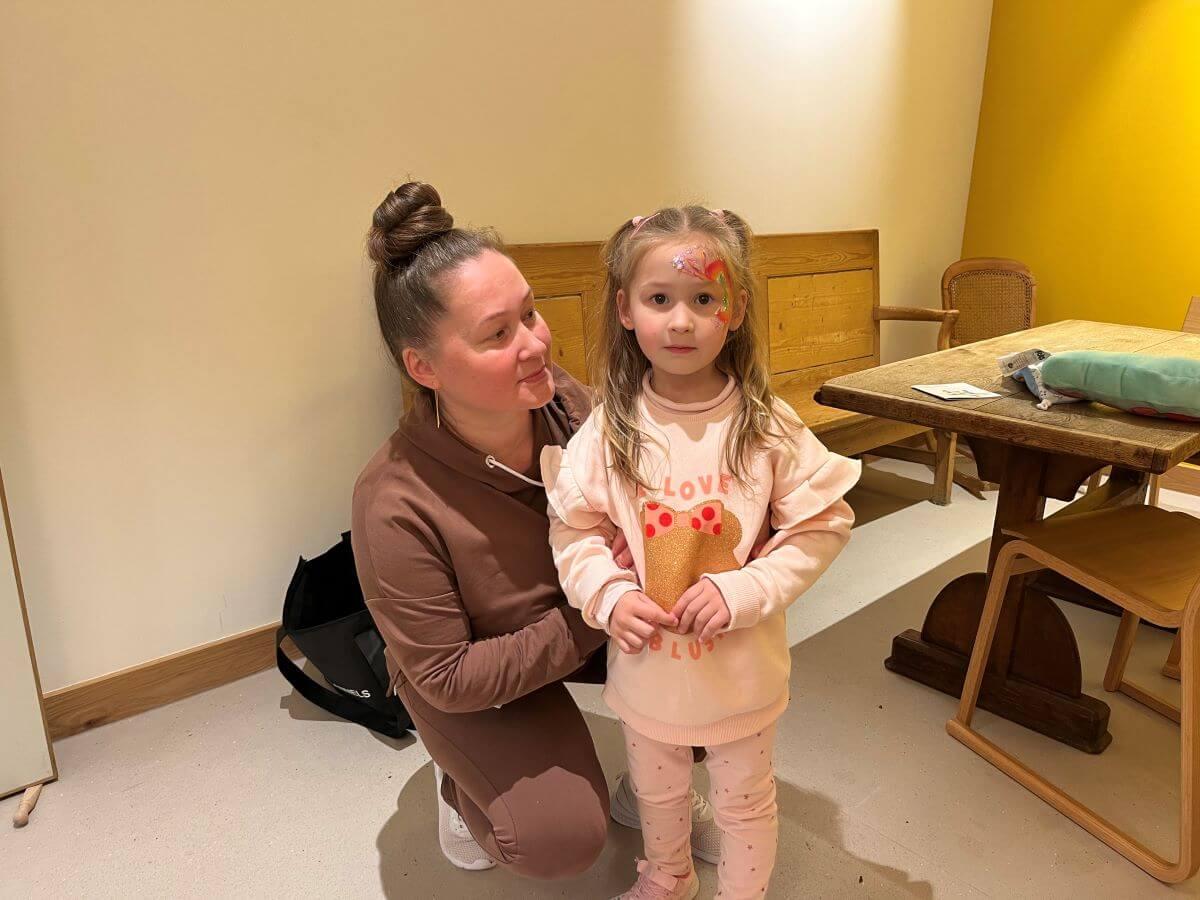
[670, 247, 731, 326]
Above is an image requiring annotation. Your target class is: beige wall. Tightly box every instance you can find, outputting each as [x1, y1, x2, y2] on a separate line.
[0, 1, 992, 691]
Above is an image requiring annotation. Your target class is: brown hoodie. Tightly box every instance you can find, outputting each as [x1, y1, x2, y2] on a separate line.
[351, 367, 620, 714]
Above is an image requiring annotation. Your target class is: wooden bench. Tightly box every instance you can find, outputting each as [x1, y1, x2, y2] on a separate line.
[510, 229, 949, 460]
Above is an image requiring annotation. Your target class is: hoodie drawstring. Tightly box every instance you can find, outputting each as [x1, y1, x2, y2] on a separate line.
[484, 455, 545, 488]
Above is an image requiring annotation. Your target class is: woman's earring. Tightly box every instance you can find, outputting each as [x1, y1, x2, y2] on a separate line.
[434, 390, 441, 429]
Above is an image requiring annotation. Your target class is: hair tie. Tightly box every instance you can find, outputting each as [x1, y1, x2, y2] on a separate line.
[630, 213, 656, 237]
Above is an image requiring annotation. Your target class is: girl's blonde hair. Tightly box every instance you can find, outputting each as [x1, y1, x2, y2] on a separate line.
[594, 205, 799, 493]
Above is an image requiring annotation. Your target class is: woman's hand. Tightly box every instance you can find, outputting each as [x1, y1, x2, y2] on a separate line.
[611, 528, 634, 569]
[611, 590, 677, 654]
[671, 578, 731, 642]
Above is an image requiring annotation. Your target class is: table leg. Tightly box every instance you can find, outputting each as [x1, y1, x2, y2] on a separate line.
[885, 442, 1120, 753]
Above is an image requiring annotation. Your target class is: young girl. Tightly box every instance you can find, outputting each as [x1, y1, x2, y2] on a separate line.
[540, 206, 861, 899]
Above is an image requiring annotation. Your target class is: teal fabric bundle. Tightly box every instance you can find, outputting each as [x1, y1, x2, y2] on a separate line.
[1039, 351, 1200, 423]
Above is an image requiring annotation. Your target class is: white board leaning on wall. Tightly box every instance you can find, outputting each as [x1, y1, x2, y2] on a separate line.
[0, 463, 56, 817]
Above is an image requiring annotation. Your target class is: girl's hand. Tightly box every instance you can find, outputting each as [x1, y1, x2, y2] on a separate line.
[671, 579, 731, 642]
[611, 590, 677, 654]
[611, 529, 634, 569]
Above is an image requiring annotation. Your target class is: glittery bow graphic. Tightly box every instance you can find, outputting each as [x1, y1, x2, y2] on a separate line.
[643, 500, 725, 539]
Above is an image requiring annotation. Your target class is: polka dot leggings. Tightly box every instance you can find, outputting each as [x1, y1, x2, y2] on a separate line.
[621, 722, 778, 899]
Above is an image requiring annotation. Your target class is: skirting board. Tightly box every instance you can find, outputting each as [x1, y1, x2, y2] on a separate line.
[43, 623, 302, 740]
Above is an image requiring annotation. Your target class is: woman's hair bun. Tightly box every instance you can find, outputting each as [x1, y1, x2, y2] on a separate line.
[367, 181, 455, 270]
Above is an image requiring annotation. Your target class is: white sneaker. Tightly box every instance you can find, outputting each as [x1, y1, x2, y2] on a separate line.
[434, 764, 496, 871]
[610, 771, 721, 864]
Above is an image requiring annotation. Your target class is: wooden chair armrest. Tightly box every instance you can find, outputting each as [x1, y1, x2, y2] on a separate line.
[874, 307, 960, 351]
[873, 305, 958, 323]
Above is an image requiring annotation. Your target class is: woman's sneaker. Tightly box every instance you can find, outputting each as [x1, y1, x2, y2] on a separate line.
[610, 772, 721, 864]
[611, 859, 699, 900]
[434, 764, 496, 871]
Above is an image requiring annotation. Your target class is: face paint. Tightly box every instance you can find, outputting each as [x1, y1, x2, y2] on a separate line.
[671, 247, 732, 326]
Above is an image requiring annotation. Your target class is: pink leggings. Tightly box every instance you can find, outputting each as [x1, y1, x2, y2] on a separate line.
[622, 722, 778, 899]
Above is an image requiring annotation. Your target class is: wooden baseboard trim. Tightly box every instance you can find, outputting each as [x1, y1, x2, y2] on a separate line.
[1162, 462, 1200, 498]
[44, 623, 302, 740]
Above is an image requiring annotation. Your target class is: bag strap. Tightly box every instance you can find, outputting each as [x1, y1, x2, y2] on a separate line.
[275, 626, 405, 738]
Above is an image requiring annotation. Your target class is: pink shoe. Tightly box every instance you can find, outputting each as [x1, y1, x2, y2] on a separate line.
[611, 859, 699, 900]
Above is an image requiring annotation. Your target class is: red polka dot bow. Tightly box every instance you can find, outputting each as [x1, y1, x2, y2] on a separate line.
[643, 500, 724, 539]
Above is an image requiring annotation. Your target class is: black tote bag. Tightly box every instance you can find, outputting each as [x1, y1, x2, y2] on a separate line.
[276, 532, 412, 738]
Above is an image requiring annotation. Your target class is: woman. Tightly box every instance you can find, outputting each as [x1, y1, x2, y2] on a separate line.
[351, 182, 719, 879]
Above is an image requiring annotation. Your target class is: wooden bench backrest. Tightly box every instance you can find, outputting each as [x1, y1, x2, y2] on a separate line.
[508, 230, 881, 431]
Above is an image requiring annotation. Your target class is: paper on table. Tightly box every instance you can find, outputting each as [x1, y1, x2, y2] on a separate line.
[912, 382, 1002, 401]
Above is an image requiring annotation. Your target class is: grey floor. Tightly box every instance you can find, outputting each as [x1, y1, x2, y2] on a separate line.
[4, 461, 1198, 899]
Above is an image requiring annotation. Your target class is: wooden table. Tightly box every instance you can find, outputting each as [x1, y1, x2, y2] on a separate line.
[818, 320, 1200, 753]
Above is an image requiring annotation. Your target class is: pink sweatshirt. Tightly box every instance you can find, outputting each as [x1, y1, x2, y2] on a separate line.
[540, 374, 861, 746]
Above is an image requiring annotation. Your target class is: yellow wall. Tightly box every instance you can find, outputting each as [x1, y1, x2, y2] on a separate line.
[0, 1, 992, 690]
[963, 0, 1200, 329]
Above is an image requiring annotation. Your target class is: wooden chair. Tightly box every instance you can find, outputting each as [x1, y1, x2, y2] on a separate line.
[1158, 298, 1200, 681]
[874, 258, 1037, 503]
[941, 258, 1038, 493]
[942, 257, 1037, 345]
[948, 504, 1200, 882]
[1087, 297, 1200, 681]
